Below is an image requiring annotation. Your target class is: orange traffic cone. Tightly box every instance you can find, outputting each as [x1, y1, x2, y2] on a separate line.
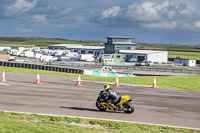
[76, 73, 81, 86]
[1, 69, 6, 82]
[153, 76, 157, 88]
[115, 74, 119, 87]
[35, 72, 40, 84]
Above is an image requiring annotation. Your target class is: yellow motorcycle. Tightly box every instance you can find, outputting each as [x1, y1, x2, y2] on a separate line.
[96, 91, 134, 113]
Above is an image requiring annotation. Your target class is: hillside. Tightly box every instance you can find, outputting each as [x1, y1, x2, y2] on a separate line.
[0, 37, 103, 47]
[1, 37, 200, 51]
[137, 43, 200, 52]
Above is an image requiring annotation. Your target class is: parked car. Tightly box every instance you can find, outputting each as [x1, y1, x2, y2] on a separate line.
[102, 59, 117, 65]
[145, 61, 153, 66]
[78, 54, 94, 61]
[136, 61, 146, 66]
[136, 61, 153, 66]
[85, 57, 95, 62]
[153, 62, 159, 64]
[129, 58, 137, 62]
[8, 56, 29, 63]
[101, 66, 116, 72]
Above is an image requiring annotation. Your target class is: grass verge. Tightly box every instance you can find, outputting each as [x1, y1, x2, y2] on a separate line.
[0, 66, 200, 91]
[0, 111, 199, 133]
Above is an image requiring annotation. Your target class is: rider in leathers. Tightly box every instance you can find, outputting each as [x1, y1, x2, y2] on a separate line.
[103, 84, 120, 110]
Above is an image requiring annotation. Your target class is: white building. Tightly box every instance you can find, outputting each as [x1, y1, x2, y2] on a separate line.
[119, 50, 168, 63]
[174, 58, 196, 67]
[48, 44, 104, 57]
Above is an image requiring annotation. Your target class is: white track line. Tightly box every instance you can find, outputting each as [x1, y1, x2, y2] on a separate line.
[0, 110, 199, 131]
[0, 83, 9, 86]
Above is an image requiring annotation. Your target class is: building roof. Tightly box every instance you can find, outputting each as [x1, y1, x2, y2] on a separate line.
[106, 36, 133, 39]
[119, 50, 168, 54]
[49, 44, 104, 50]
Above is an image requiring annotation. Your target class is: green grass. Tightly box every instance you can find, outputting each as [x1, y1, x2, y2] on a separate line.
[0, 111, 199, 133]
[151, 66, 190, 69]
[168, 51, 200, 60]
[0, 37, 103, 46]
[83, 75, 200, 91]
[138, 43, 200, 51]
[168, 55, 200, 60]
[168, 51, 200, 56]
[1, 66, 200, 91]
[0, 45, 48, 49]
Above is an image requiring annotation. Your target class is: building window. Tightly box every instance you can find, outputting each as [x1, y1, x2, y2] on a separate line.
[81, 50, 85, 54]
[107, 38, 112, 43]
[88, 51, 93, 54]
[116, 55, 120, 58]
[112, 38, 131, 43]
[74, 49, 78, 52]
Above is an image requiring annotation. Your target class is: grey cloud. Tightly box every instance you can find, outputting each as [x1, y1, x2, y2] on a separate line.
[4, 0, 37, 17]
[101, 6, 122, 18]
[142, 21, 178, 29]
[125, 1, 185, 22]
[32, 14, 47, 22]
[97, 0, 200, 31]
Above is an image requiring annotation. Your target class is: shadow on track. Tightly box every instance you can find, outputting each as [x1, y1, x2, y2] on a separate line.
[60, 106, 123, 114]
[60, 106, 101, 112]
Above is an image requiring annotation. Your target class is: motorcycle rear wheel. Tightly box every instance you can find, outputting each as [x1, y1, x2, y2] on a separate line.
[96, 102, 107, 111]
[123, 102, 134, 114]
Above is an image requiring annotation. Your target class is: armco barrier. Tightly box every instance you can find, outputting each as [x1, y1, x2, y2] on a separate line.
[52, 62, 200, 75]
[85, 62, 198, 74]
[2, 61, 199, 75]
[0, 61, 83, 74]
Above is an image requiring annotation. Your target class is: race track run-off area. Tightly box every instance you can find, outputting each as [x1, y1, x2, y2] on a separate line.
[0, 72, 200, 130]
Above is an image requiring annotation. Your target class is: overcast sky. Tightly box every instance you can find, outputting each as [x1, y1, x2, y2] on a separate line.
[0, 0, 200, 45]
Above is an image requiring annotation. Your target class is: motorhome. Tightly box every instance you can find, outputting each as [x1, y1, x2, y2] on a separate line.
[102, 59, 117, 65]
[78, 54, 94, 61]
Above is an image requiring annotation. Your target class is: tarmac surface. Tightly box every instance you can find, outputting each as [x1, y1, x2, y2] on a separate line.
[0, 72, 200, 130]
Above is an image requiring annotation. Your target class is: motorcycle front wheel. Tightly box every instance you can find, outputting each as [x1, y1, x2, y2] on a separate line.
[123, 102, 134, 114]
[96, 102, 107, 111]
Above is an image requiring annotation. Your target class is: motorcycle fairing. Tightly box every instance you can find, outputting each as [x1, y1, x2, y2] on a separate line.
[116, 95, 130, 106]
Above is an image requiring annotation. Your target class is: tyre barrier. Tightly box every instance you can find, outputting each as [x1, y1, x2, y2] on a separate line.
[0, 61, 83, 74]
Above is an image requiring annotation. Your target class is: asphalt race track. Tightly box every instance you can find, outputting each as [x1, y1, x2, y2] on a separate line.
[0, 72, 200, 130]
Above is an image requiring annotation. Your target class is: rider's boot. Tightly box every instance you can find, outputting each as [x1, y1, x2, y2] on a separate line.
[119, 104, 123, 109]
[111, 103, 118, 112]
[108, 102, 117, 111]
